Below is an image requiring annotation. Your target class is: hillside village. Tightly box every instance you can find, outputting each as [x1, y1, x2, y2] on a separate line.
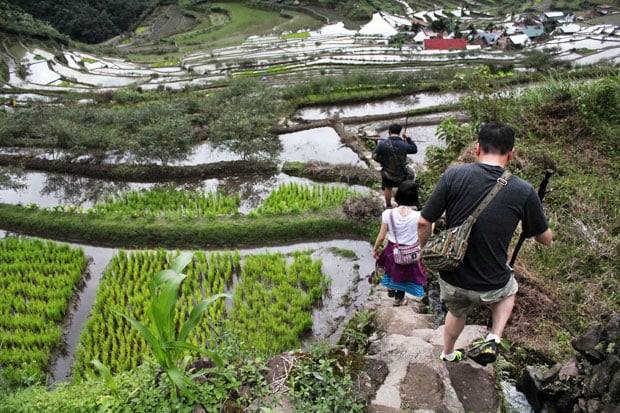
[353, 4, 619, 50]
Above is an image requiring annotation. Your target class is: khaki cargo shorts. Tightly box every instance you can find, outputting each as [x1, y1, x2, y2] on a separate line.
[438, 274, 518, 318]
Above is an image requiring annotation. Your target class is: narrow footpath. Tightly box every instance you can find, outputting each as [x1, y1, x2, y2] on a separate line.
[361, 285, 502, 412]
[356, 122, 502, 412]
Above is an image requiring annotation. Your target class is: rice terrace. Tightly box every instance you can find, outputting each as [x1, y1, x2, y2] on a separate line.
[0, 0, 618, 412]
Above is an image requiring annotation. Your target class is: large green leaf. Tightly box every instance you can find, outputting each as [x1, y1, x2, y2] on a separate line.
[91, 360, 117, 394]
[178, 293, 230, 342]
[170, 251, 194, 274]
[115, 311, 169, 368]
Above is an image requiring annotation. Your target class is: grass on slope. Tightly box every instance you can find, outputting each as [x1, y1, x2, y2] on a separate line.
[125, 2, 322, 62]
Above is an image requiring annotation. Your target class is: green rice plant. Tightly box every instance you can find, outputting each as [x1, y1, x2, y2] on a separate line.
[91, 185, 239, 219]
[227, 252, 329, 356]
[74, 249, 237, 379]
[0, 237, 86, 386]
[254, 183, 360, 215]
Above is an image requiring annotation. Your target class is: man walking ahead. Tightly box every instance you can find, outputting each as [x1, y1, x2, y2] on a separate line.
[418, 122, 553, 364]
[372, 123, 418, 209]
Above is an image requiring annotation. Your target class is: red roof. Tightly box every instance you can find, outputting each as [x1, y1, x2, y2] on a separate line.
[423, 38, 467, 50]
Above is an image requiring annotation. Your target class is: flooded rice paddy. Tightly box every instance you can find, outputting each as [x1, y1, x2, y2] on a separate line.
[46, 240, 375, 383]
[1, 95, 443, 383]
[2, 16, 617, 104]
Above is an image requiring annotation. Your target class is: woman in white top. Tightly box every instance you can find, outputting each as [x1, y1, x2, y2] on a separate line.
[373, 180, 427, 306]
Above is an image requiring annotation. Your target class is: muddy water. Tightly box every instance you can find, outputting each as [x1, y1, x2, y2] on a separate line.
[44, 239, 375, 383]
[50, 244, 116, 383]
[295, 92, 462, 120]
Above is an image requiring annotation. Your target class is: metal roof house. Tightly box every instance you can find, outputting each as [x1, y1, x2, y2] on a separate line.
[423, 38, 467, 50]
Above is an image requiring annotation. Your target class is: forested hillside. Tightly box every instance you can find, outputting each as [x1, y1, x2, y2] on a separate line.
[1, 0, 608, 45]
[2, 0, 164, 43]
[0, 2, 66, 43]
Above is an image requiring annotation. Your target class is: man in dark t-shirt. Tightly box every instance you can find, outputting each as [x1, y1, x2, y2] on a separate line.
[418, 122, 553, 364]
[372, 123, 418, 208]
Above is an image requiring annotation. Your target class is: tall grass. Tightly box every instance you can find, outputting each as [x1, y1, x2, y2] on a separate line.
[457, 74, 619, 345]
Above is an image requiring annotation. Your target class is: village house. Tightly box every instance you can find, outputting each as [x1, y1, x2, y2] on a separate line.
[423, 38, 467, 50]
[388, 5, 618, 53]
[595, 5, 613, 15]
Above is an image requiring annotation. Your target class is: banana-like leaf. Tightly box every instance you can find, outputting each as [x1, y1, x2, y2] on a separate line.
[178, 293, 230, 342]
[115, 311, 169, 368]
[164, 365, 194, 401]
[170, 251, 194, 274]
[149, 268, 186, 342]
[91, 360, 117, 394]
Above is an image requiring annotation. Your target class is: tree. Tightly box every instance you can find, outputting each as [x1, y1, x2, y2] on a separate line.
[205, 79, 282, 161]
[430, 17, 450, 35]
[131, 117, 195, 166]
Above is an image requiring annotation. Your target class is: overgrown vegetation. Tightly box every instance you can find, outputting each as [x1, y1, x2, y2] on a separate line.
[0, 1, 619, 410]
[3, 0, 160, 44]
[0, 250, 368, 412]
[419, 72, 620, 366]
[0, 2, 67, 43]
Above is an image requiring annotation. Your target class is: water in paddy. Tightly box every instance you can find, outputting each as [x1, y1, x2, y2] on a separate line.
[0, 125, 372, 211]
[43, 239, 375, 383]
[295, 92, 462, 120]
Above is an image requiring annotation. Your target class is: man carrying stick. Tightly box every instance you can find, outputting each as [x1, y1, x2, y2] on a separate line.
[372, 123, 418, 209]
[418, 122, 553, 364]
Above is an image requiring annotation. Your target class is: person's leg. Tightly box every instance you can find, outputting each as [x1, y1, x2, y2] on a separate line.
[393, 289, 407, 306]
[489, 294, 515, 338]
[443, 311, 467, 355]
[468, 282, 517, 365]
[383, 187, 392, 208]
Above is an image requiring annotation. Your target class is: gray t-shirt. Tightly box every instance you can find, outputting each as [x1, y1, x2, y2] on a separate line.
[421, 163, 549, 291]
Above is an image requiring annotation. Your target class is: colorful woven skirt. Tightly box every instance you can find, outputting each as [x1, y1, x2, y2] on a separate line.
[381, 274, 424, 297]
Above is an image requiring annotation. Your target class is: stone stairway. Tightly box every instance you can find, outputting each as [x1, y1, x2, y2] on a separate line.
[362, 286, 502, 413]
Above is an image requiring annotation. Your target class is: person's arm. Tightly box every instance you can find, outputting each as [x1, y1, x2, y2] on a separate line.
[371, 145, 382, 163]
[417, 216, 433, 248]
[534, 228, 553, 245]
[522, 189, 553, 246]
[373, 221, 388, 259]
[403, 135, 418, 154]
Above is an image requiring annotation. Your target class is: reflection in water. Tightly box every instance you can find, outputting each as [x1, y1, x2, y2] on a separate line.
[278, 127, 365, 167]
[296, 93, 463, 120]
[0, 172, 152, 208]
[0, 171, 372, 214]
[41, 174, 141, 207]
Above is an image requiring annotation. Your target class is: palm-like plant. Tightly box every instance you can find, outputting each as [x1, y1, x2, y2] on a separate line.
[114, 251, 229, 399]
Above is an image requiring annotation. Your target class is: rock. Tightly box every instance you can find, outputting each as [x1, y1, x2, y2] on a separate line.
[524, 312, 620, 413]
[604, 313, 620, 346]
[586, 355, 619, 397]
[607, 370, 620, 404]
[521, 366, 546, 412]
[362, 286, 499, 412]
[559, 355, 579, 380]
[572, 324, 604, 362]
[541, 363, 563, 383]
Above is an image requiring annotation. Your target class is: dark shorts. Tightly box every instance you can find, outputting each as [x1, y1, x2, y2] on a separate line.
[381, 174, 403, 190]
